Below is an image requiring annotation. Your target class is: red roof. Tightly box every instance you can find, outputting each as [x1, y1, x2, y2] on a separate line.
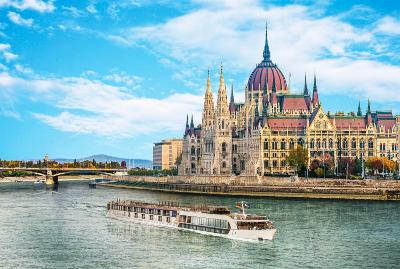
[376, 119, 396, 131]
[281, 96, 309, 111]
[247, 61, 287, 93]
[333, 117, 366, 129]
[267, 118, 307, 130]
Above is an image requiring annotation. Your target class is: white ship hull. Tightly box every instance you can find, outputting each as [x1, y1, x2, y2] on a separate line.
[107, 209, 276, 241]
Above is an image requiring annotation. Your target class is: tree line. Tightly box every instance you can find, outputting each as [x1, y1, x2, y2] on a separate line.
[286, 146, 398, 179]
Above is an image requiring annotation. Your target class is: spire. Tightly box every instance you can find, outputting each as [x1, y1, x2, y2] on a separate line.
[312, 74, 319, 107]
[190, 115, 194, 129]
[313, 73, 317, 92]
[229, 84, 236, 113]
[271, 75, 277, 105]
[206, 69, 211, 93]
[262, 95, 268, 117]
[185, 114, 189, 129]
[219, 63, 224, 88]
[262, 22, 271, 62]
[357, 100, 362, 116]
[303, 73, 309, 95]
[254, 98, 260, 118]
[230, 84, 234, 103]
[367, 99, 371, 114]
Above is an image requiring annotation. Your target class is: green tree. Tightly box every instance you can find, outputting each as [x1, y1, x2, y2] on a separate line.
[286, 145, 309, 175]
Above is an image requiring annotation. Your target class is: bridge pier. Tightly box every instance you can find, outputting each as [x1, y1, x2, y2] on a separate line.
[46, 170, 58, 185]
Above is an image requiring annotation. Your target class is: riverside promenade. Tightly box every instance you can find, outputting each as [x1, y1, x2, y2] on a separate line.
[100, 175, 400, 201]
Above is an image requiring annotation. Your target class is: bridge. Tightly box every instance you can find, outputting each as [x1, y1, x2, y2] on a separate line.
[0, 167, 127, 184]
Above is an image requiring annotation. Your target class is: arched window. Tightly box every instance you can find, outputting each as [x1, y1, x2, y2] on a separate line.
[281, 140, 286, 150]
[191, 146, 196, 156]
[343, 138, 348, 149]
[329, 138, 333, 149]
[351, 139, 356, 149]
[222, 162, 226, 168]
[298, 138, 304, 147]
[272, 139, 278, 150]
[316, 139, 321, 149]
[360, 139, 365, 149]
[221, 120, 225, 129]
[322, 139, 327, 149]
[222, 143, 227, 153]
[310, 139, 315, 148]
[263, 139, 269, 150]
[289, 139, 295, 150]
[368, 139, 374, 149]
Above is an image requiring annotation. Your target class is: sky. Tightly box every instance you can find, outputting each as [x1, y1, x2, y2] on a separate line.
[0, 0, 399, 160]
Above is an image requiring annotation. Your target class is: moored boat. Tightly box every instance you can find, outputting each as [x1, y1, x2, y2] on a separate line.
[107, 200, 276, 241]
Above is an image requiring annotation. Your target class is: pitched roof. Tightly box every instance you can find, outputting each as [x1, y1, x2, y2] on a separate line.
[267, 117, 308, 130]
[333, 117, 366, 129]
[279, 95, 309, 111]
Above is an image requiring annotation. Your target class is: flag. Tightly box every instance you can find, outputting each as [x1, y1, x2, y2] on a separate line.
[236, 202, 250, 209]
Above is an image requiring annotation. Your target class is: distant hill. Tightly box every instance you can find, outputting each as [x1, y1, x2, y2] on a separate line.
[53, 154, 152, 169]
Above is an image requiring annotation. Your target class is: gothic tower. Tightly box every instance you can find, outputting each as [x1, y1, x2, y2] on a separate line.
[213, 64, 232, 175]
[200, 70, 215, 174]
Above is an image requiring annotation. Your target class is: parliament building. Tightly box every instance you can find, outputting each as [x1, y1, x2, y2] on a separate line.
[178, 25, 400, 176]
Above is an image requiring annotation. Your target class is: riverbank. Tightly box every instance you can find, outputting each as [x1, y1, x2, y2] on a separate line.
[99, 175, 400, 201]
[0, 175, 103, 183]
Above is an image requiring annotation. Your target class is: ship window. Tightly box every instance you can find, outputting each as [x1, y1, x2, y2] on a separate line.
[187, 216, 191, 223]
[141, 214, 145, 219]
[166, 217, 170, 223]
[134, 213, 138, 218]
[171, 211, 177, 217]
[150, 215, 154, 220]
[158, 216, 162, 221]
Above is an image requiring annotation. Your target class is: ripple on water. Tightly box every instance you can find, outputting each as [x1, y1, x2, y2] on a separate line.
[0, 181, 399, 269]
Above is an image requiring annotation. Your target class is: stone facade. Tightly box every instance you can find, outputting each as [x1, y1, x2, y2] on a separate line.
[178, 25, 400, 176]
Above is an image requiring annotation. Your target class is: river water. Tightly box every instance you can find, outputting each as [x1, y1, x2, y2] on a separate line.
[0, 181, 399, 269]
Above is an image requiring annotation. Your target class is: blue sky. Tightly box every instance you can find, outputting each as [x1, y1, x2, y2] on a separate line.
[0, 0, 399, 160]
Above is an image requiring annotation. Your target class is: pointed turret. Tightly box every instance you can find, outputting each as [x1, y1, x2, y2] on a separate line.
[271, 75, 277, 105]
[254, 99, 260, 125]
[219, 63, 225, 89]
[312, 74, 319, 107]
[262, 22, 271, 62]
[229, 84, 236, 114]
[185, 114, 189, 129]
[202, 69, 214, 131]
[304, 73, 309, 95]
[357, 100, 362, 116]
[366, 99, 372, 125]
[190, 115, 194, 129]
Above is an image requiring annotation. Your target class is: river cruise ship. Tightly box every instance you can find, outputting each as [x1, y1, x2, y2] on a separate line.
[107, 200, 276, 241]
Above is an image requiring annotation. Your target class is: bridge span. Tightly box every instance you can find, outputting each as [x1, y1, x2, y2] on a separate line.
[0, 167, 127, 184]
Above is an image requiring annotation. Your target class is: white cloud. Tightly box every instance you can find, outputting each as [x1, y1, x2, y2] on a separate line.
[7, 11, 33, 27]
[105, 1, 400, 104]
[375, 16, 400, 35]
[15, 64, 33, 74]
[0, 0, 55, 13]
[86, 4, 97, 14]
[3, 51, 18, 62]
[62, 6, 84, 17]
[0, 71, 203, 137]
[102, 72, 141, 88]
[0, 43, 11, 51]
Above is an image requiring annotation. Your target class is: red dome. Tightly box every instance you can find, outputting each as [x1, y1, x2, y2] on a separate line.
[247, 61, 287, 93]
[247, 23, 287, 93]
